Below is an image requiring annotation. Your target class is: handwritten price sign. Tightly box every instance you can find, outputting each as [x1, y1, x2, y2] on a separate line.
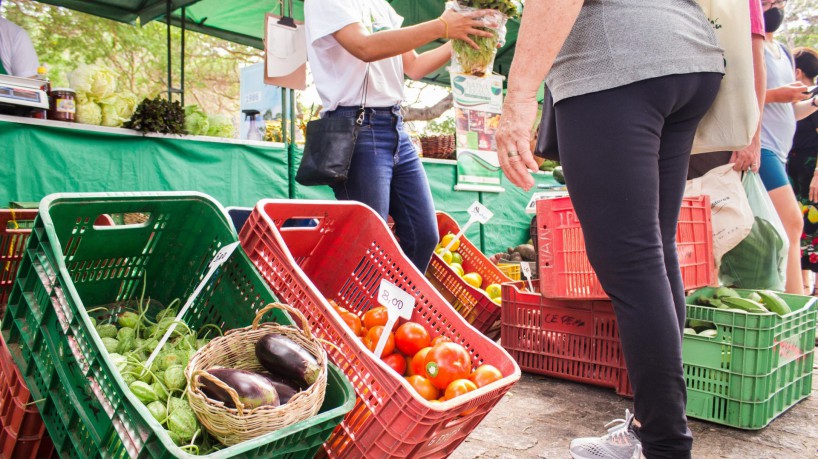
[372, 279, 414, 357]
[467, 201, 493, 224]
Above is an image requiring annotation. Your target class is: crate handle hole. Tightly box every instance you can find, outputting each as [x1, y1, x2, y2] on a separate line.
[280, 218, 320, 230]
[92, 212, 153, 229]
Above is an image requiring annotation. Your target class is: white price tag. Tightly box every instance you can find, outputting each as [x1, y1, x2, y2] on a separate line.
[143, 241, 240, 373]
[520, 262, 532, 279]
[467, 201, 493, 224]
[373, 279, 415, 358]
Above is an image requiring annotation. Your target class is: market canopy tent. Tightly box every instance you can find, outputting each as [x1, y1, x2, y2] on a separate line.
[31, 0, 521, 86]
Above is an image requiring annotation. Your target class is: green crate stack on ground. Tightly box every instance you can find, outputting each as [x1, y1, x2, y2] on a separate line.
[0, 192, 355, 458]
[684, 287, 816, 429]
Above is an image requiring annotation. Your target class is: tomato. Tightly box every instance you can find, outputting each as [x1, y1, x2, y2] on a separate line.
[395, 322, 431, 356]
[404, 355, 415, 375]
[430, 335, 450, 347]
[339, 310, 362, 336]
[382, 353, 407, 376]
[423, 342, 472, 390]
[469, 364, 503, 388]
[363, 306, 389, 330]
[443, 379, 477, 401]
[362, 325, 395, 357]
[406, 375, 439, 401]
[410, 347, 432, 377]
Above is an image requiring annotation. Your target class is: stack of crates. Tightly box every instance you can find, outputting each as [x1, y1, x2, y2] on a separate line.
[501, 196, 715, 397]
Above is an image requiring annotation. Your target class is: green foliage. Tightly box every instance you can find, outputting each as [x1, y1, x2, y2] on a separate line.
[424, 116, 456, 136]
[456, 0, 518, 18]
[1, 0, 261, 115]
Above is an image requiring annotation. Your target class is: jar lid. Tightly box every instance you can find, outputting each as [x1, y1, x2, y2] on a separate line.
[51, 88, 76, 94]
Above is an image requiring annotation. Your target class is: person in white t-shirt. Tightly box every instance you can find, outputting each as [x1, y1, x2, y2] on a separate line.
[304, 0, 493, 272]
[0, 3, 39, 77]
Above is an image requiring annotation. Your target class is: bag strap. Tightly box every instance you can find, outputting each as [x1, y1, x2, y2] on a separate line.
[356, 64, 370, 126]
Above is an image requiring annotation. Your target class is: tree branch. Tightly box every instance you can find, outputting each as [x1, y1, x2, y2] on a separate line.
[402, 93, 453, 121]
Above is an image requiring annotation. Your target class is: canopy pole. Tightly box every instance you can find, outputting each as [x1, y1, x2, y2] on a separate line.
[180, 7, 186, 105]
[166, 0, 172, 101]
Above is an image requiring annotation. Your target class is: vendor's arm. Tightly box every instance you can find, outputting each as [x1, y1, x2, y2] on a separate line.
[333, 9, 492, 64]
[495, 0, 584, 190]
[402, 42, 452, 81]
[766, 83, 818, 119]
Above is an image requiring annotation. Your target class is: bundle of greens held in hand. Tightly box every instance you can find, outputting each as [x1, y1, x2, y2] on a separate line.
[450, 0, 519, 76]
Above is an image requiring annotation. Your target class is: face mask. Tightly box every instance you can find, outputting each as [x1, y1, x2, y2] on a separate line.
[764, 7, 784, 33]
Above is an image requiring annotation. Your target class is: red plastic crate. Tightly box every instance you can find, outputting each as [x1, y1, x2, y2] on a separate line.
[1, 210, 37, 316]
[239, 199, 521, 459]
[500, 281, 631, 397]
[426, 212, 513, 340]
[536, 195, 714, 299]
[0, 334, 56, 459]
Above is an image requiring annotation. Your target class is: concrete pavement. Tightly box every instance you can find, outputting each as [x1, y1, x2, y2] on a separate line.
[454, 361, 818, 458]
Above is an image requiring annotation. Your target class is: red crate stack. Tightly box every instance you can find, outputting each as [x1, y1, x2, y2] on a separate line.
[536, 195, 714, 300]
[1, 209, 37, 314]
[239, 199, 521, 458]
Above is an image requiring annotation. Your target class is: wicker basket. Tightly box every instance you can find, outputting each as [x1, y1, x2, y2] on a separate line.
[185, 303, 328, 446]
[419, 134, 456, 160]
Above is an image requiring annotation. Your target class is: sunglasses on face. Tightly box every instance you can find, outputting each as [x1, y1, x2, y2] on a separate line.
[761, 0, 787, 8]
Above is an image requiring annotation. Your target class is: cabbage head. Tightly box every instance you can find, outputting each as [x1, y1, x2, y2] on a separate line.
[68, 63, 118, 100]
[99, 92, 139, 127]
[76, 100, 102, 125]
[184, 105, 210, 136]
[206, 114, 235, 138]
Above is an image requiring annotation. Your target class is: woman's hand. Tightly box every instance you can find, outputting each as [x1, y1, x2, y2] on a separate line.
[730, 135, 761, 172]
[439, 8, 497, 49]
[771, 82, 811, 104]
[810, 173, 818, 203]
[496, 99, 541, 191]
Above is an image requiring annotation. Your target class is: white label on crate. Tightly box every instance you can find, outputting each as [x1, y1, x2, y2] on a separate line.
[520, 262, 533, 279]
[467, 201, 493, 224]
[373, 279, 415, 358]
[143, 242, 241, 373]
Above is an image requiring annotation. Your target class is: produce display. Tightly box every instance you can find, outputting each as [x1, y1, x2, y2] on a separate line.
[330, 301, 505, 403]
[435, 233, 503, 305]
[488, 243, 536, 266]
[124, 96, 187, 135]
[687, 287, 793, 336]
[92, 295, 217, 453]
[184, 104, 236, 138]
[68, 63, 138, 127]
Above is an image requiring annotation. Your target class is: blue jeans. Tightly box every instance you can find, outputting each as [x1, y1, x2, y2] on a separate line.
[325, 105, 438, 272]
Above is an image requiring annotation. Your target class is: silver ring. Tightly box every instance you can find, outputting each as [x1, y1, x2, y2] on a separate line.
[508, 155, 521, 162]
[507, 150, 519, 158]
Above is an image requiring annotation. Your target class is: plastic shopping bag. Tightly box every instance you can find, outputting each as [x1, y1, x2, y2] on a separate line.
[719, 172, 788, 291]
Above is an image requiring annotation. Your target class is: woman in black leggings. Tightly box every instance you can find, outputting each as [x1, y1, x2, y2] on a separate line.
[495, 1, 724, 459]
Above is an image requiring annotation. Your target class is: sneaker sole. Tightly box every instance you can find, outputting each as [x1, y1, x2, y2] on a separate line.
[568, 444, 642, 459]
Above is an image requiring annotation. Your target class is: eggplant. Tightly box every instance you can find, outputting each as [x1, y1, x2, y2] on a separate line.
[261, 372, 302, 404]
[198, 368, 279, 410]
[255, 333, 321, 387]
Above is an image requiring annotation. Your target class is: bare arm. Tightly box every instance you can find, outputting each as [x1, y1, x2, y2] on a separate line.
[495, 0, 584, 190]
[332, 9, 492, 63]
[732, 34, 766, 171]
[402, 42, 452, 81]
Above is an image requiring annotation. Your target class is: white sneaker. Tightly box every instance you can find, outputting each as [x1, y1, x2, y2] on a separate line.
[569, 409, 642, 459]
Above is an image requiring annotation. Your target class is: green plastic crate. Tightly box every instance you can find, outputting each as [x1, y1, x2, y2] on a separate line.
[0, 192, 355, 458]
[683, 287, 816, 429]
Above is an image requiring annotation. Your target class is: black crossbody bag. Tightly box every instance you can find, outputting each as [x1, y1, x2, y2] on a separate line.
[533, 85, 559, 162]
[296, 67, 370, 186]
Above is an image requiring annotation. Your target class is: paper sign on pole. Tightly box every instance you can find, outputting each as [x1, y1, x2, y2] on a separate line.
[373, 279, 415, 358]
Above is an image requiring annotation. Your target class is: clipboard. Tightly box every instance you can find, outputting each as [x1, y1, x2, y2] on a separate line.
[264, 10, 307, 90]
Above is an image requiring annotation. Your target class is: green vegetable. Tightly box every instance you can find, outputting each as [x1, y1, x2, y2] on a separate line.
[117, 337, 135, 354]
[96, 324, 118, 339]
[68, 63, 118, 100]
[720, 216, 786, 290]
[99, 92, 138, 127]
[109, 353, 128, 373]
[552, 166, 565, 185]
[164, 365, 186, 392]
[184, 105, 210, 136]
[153, 381, 168, 402]
[156, 307, 177, 322]
[101, 337, 119, 354]
[117, 327, 136, 342]
[206, 114, 235, 138]
[167, 405, 198, 442]
[683, 327, 697, 336]
[158, 352, 182, 371]
[698, 329, 719, 338]
[76, 100, 102, 125]
[130, 380, 158, 404]
[123, 97, 186, 135]
[147, 400, 167, 422]
[118, 312, 140, 329]
[756, 290, 791, 316]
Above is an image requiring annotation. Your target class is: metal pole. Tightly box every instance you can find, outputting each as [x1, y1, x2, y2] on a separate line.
[289, 88, 296, 145]
[181, 7, 186, 105]
[166, 0, 172, 100]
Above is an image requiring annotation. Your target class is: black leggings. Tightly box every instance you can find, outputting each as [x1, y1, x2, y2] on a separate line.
[556, 73, 722, 459]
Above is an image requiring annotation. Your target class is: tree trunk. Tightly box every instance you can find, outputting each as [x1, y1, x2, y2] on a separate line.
[402, 93, 453, 121]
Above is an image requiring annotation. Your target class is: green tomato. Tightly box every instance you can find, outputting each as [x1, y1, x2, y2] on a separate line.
[96, 324, 118, 339]
[147, 400, 167, 423]
[167, 405, 198, 442]
[153, 381, 168, 402]
[164, 365, 186, 392]
[129, 380, 157, 404]
[117, 327, 136, 342]
[101, 337, 119, 354]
